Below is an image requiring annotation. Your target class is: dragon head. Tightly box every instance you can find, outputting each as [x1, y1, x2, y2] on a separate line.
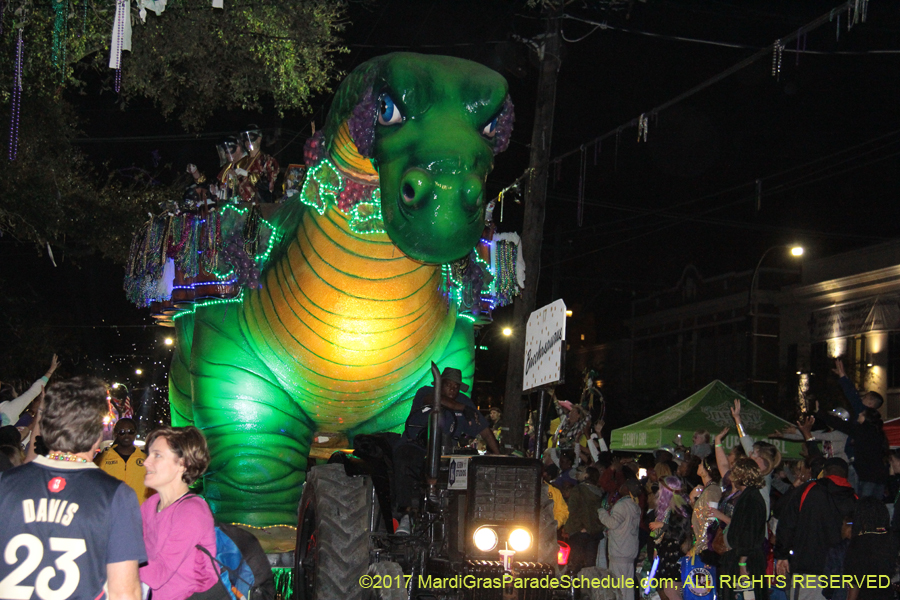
[323, 53, 514, 264]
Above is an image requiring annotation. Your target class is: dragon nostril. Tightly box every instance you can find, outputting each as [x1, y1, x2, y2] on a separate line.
[398, 168, 432, 209]
[402, 182, 416, 203]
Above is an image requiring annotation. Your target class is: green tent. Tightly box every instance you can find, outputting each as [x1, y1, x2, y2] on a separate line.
[610, 380, 803, 460]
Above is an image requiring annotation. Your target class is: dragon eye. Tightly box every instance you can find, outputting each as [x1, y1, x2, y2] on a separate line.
[482, 117, 498, 139]
[377, 94, 402, 126]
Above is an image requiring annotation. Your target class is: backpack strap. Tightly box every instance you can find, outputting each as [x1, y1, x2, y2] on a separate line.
[197, 541, 254, 587]
[798, 480, 816, 512]
[196, 544, 221, 572]
[194, 545, 236, 600]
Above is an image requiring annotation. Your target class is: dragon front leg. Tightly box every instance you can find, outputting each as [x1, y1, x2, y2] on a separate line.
[169, 312, 195, 427]
[190, 303, 315, 526]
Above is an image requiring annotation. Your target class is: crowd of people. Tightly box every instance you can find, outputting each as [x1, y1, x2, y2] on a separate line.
[0, 371, 224, 600]
[3, 355, 900, 600]
[536, 358, 898, 600]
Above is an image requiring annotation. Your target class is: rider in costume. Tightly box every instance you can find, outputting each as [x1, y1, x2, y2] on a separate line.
[213, 136, 245, 202]
[235, 126, 280, 203]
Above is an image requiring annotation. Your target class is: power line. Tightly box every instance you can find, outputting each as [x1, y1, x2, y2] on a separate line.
[71, 128, 308, 144]
[562, 13, 899, 54]
[541, 145, 900, 268]
[550, 144, 900, 243]
[551, 0, 866, 166]
[546, 189, 891, 244]
[492, 126, 900, 239]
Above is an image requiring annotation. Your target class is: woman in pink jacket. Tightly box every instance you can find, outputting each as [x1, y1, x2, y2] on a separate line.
[140, 426, 220, 600]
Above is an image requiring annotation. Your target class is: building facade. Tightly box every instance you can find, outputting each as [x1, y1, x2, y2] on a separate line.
[572, 241, 900, 422]
[780, 240, 900, 419]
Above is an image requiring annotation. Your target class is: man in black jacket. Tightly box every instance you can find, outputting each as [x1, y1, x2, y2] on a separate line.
[774, 458, 856, 600]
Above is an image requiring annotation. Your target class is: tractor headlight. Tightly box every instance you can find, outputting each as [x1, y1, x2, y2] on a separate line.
[473, 527, 499, 551]
[508, 528, 532, 552]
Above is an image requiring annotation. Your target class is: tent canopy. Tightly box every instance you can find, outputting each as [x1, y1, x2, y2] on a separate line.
[610, 380, 804, 460]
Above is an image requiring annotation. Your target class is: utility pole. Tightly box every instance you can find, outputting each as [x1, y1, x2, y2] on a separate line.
[502, 6, 562, 453]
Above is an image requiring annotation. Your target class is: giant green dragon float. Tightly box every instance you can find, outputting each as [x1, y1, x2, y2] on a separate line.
[125, 53, 523, 526]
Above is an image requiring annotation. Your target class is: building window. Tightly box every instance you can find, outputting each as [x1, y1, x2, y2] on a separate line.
[888, 332, 900, 389]
[887, 391, 900, 420]
[811, 341, 829, 380]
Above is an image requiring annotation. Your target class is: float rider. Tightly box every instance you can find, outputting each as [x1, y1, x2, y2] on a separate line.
[182, 144, 218, 212]
[235, 125, 280, 203]
[213, 136, 245, 202]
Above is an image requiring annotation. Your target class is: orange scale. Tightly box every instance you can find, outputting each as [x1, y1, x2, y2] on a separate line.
[276, 261, 432, 336]
[301, 215, 420, 279]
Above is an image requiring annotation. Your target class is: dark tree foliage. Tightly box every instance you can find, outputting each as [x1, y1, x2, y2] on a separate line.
[123, 0, 349, 129]
[0, 0, 347, 258]
[0, 93, 171, 262]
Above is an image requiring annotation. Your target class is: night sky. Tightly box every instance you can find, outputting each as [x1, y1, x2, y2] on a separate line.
[3, 0, 898, 413]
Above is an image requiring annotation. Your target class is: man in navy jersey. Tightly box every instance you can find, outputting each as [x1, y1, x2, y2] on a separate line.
[0, 377, 145, 600]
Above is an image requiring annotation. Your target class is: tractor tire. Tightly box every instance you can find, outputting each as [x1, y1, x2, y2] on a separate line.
[539, 483, 560, 567]
[364, 562, 406, 600]
[295, 463, 373, 600]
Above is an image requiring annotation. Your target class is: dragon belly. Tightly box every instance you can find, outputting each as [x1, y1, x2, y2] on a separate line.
[243, 204, 455, 429]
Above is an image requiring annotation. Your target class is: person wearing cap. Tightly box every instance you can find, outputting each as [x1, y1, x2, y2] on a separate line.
[399, 367, 498, 453]
[393, 367, 499, 534]
[235, 126, 280, 203]
[598, 478, 642, 600]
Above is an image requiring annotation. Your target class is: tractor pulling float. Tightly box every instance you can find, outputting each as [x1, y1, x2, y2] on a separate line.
[294, 367, 566, 600]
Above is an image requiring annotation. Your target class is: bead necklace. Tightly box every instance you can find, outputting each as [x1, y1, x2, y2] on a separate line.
[47, 452, 89, 464]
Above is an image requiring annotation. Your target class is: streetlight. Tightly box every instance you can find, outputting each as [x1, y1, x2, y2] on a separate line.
[164, 337, 174, 346]
[747, 244, 804, 404]
[502, 327, 513, 337]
